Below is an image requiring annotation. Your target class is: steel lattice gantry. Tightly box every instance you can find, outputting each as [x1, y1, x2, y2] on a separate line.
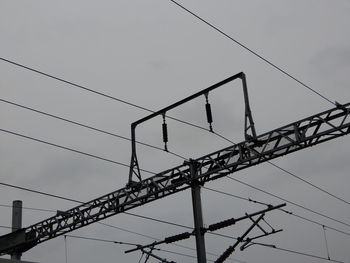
[0, 100, 350, 255]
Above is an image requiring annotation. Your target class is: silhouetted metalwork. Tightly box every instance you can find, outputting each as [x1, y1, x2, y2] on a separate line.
[214, 204, 284, 263]
[128, 72, 257, 184]
[0, 74, 349, 256]
[162, 113, 169, 152]
[126, 203, 284, 263]
[139, 245, 175, 263]
[189, 159, 207, 263]
[125, 231, 192, 254]
[204, 93, 213, 132]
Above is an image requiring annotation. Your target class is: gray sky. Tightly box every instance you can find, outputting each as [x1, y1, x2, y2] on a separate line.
[0, 1, 350, 262]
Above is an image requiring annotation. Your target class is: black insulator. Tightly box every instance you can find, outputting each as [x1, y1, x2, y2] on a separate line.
[162, 122, 168, 143]
[208, 218, 236, 232]
[164, 232, 191, 244]
[162, 114, 168, 151]
[206, 103, 213, 124]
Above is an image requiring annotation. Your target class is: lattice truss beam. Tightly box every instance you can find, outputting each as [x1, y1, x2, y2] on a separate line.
[1, 102, 349, 255]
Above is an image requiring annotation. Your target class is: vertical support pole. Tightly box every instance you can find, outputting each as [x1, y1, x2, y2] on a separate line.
[11, 200, 22, 260]
[128, 123, 142, 185]
[190, 160, 207, 263]
[241, 73, 257, 140]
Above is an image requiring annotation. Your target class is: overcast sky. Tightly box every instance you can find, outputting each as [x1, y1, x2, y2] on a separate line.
[0, 1, 350, 262]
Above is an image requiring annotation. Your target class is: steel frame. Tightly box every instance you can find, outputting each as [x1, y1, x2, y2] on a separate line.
[128, 72, 257, 183]
[1, 101, 349, 256]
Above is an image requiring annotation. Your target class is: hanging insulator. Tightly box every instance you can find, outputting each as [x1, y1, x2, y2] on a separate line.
[205, 93, 213, 132]
[162, 113, 168, 151]
[164, 232, 191, 244]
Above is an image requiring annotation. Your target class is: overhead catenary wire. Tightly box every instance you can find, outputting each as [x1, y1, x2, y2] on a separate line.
[0, 203, 54, 213]
[0, 128, 156, 175]
[64, 233, 244, 263]
[0, 98, 186, 160]
[268, 161, 350, 206]
[4, 100, 348, 227]
[0, 7, 344, 262]
[264, 244, 344, 263]
[3, 186, 350, 240]
[1, 185, 347, 263]
[0, 58, 348, 258]
[0, 182, 241, 261]
[3, 108, 348, 214]
[1, 149, 350, 240]
[2, 58, 347, 209]
[2, 126, 350, 246]
[212, 131, 350, 212]
[4, 92, 349, 237]
[203, 186, 350, 238]
[2, 95, 349, 212]
[2, 181, 350, 259]
[2, 96, 349, 232]
[228, 176, 350, 228]
[168, 0, 335, 106]
[0, 6, 345, 210]
[2, 188, 350, 239]
[0, 219, 345, 263]
[64, 231, 344, 263]
[0, 57, 212, 135]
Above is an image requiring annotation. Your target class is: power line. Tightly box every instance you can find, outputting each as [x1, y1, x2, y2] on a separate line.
[6, 101, 347, 232]
[0, 98, 186, 160]
[65, 234, 139, 246]
[2, 58, 342, 209]
[0, 97, 348, 260]
[0, 59, 343, 263]
[0, 184, 247, 262]
[0, 203, 54, 213]
[4, 110, 342, 222]
[152, 247, 200, 261]
[3, 167, 347, 238]
[0, 58, 152, 112]
[203, 186, 268, 206]
[1, 222, 343, 263]
[65, 233, 245, 263]
[67, 219, 344, 263]
[68, 232, 205, 262]
[212, 131, 350, 211]
[2, 128, 350, 243]
[228, 176, 350, 228]
[0, 181, 83, 203]
[0, 128, 156, 175]
[265, 244, 344, 263]
[1, 144, 350, 240]
[3, 56, 345, 211]
[203, 186, 350, 238]
[0, 182, 224, 260]
[168, 0, 335, 106]
[124, 212, 193, 230]
[0, 57, 212, 134]
[1, 183, 346, 263]
[281, 211, 350, 238]
[3, 179, 350, 242]
[3, 103, 348, 233]
[1, 11, 345, 212]
[208, 231, 344, 263]
[268, 162, 350, 206]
